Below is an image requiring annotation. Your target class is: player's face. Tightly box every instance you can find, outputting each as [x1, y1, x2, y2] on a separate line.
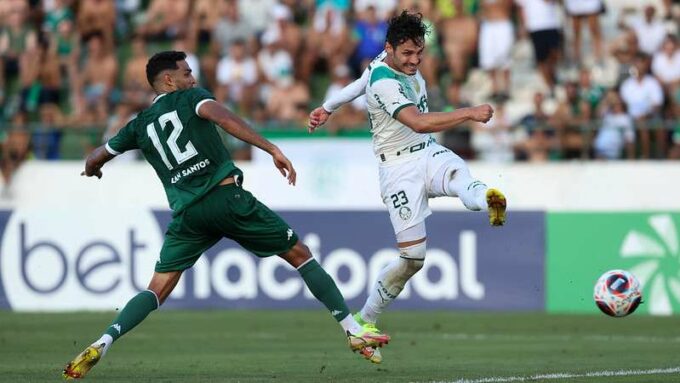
[386, 39, 424, 76]
[169, 60, 197, 90]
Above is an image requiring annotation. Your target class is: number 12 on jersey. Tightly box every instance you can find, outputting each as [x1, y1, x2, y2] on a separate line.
[147, 110, 198, 170]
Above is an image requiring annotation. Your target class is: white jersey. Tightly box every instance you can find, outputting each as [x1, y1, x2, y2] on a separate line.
[365, 60, 431, 160]
[320, 51, 488, 237]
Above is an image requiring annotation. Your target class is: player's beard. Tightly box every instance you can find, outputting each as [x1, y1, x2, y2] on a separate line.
[388, 52, 419, 76]
[401, 62, 418, 75]
[396, 59, 418, 75]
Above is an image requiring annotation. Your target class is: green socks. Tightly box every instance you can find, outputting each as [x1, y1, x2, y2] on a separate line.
[298, 259, 350, 321]
[101, 261, 348, 344]
[105, 290, 159, 341]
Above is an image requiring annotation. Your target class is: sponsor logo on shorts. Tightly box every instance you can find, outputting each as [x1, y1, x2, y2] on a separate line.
[399, 206, 412, 220]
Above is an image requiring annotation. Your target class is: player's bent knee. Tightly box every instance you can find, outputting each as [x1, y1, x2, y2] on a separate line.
[398, 240, 426, 276]
[279, 241, 312, 269]
[148, 271, 182, 305]
[404, 258, 424, 276]
[399, 240, 426, 261]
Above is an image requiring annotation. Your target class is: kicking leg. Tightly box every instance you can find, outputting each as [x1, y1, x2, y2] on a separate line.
[445, 166, 488, 211]
[444, 166, 506, 226]
[279, 241, 389, 362]
[62, 271, 182, 379]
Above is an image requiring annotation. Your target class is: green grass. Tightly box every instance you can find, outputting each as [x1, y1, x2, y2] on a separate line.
[2, 310, 680, 382]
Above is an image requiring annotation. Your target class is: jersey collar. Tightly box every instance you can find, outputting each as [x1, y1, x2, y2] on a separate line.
[152, 93, 168, 104]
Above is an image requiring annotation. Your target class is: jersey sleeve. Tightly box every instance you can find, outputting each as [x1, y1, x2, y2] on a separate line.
[322, 67, 370, 113]
[370, 77, 415, 118]
[106, 118, 139, 155]
[186, 87, 217, 116]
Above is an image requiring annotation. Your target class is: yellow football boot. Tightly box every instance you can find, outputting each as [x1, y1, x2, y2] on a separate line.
[62, 343, 104, 380]
[486, 188, 507, 226]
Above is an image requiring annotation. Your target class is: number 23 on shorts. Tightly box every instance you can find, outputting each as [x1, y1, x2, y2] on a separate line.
[390, 190, 409, 208]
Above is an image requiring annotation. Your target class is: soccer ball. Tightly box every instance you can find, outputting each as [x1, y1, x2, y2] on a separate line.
[593, 269, 643, 317]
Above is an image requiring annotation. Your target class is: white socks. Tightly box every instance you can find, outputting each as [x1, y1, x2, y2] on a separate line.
[92, 334, 113, 357]
[339, 314, 364, 335]
[445, 168, 488, 211]
[360, 256, 424, 324]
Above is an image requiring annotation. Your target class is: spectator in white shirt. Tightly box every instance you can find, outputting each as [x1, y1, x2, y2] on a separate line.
[594, 91, 635, 160]
[516, 0, 562, 91]
[354, 0, 397, 20]
[471, 101, 516, 162]
[651, 35, 680, 105]
[627, 6, 667, 56]
[237, 0, 276, 35]
[619, 55, 665, 158]
[256, 30, 294, 107]
[216, 39, 258, 115]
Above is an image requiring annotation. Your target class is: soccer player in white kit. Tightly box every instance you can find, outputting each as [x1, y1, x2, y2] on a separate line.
[308, 11, 507, 362]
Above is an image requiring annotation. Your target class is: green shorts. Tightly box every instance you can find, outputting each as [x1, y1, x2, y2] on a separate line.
[155, 184, 299, 273]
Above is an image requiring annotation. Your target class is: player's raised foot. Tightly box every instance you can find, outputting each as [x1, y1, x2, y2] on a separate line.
[486, 188, 506, 226]
[62, 343, 104, 380]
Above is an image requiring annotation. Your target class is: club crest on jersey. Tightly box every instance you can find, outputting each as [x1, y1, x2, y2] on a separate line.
[399, 206, 412, 220]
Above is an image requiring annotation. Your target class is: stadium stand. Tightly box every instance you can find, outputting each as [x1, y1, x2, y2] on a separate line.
[0, 0, 678, 171]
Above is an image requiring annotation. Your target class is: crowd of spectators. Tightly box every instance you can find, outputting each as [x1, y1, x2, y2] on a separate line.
[0, 0, 679, 181]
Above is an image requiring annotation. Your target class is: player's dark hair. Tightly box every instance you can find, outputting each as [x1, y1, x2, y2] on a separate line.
[146, 50, 187, 89]
[385, 10, 428, 49]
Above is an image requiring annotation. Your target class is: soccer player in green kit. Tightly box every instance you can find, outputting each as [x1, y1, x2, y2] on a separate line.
[62, 51, 389, 379]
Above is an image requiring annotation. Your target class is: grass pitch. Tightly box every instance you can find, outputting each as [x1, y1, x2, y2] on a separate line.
[1, 310, 680, 382]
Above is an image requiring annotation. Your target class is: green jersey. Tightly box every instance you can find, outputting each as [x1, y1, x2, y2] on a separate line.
[106, 87, 241, 215]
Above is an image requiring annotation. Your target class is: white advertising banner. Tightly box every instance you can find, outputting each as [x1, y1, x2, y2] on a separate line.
[2, 160, 679, 211]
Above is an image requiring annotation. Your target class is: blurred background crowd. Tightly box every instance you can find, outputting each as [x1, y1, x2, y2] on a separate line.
[0, 0, 679, 181]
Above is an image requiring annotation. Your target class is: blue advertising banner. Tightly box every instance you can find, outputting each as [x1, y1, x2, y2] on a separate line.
[0, 210, 545, 311]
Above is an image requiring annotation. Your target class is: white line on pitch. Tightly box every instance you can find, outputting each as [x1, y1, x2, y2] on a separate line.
[421, 366, 680, 383]
[399, 332, 680, 344]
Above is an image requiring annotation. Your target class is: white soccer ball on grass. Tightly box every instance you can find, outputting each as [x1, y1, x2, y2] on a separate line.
[593, 269, 642, 317]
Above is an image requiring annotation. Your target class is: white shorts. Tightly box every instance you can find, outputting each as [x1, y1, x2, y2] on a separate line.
[378, 142, 467, 235]
[564, 0, 602, 15]
[479, 20, 515, 71]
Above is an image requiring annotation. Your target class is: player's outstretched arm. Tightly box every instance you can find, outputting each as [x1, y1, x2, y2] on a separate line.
[81, 145, 116, 179]
[396, 104, 494, 133]
[308, 67, 370, 132]
[198, 100, 296, 185]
